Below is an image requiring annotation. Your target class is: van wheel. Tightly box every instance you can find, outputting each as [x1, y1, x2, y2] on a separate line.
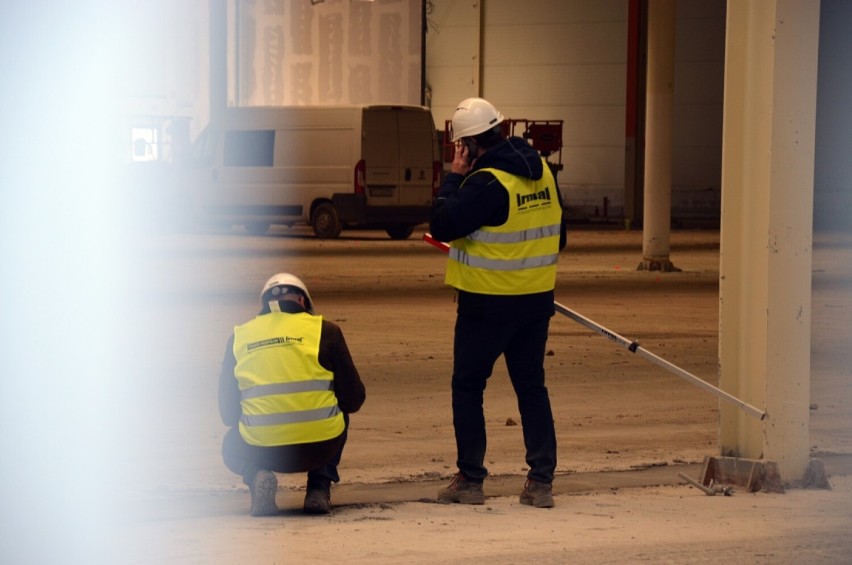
[312, 203, 342, 239]
[244, 222, 269, 236]
[385, 223, 415, 240]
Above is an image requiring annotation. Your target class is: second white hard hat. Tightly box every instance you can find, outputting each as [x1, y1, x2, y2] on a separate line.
[260, 273, 314, 313]
[451, 97, 505, 142]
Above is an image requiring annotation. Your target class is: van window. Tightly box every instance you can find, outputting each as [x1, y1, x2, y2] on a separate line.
[224, 130, 274, 167]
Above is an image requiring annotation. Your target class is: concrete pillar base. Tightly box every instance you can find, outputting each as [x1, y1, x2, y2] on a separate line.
[637, 258, 681, 272]
[801, 458, 832, 490]
[699, 455, 784, 493]
[699, 456, 832, 491]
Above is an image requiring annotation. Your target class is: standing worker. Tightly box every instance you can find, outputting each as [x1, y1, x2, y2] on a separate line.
[430, 98, 567, 508]
[219, 273, 366, 516]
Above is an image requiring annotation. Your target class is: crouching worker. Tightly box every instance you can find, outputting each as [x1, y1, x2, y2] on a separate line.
[219, 273, 366, 516]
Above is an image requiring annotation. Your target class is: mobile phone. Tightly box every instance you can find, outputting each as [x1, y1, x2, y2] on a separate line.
[463, 139, 478, 164]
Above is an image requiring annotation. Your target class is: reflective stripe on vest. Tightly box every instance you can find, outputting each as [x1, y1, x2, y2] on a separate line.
[240, 405, 341, 427]
[445, 159, 562, 295]
[241, 379, 333, 400]
[465, 223, 561, 244]
[449, 247, 559, 271]
[232, 312, 345, 447]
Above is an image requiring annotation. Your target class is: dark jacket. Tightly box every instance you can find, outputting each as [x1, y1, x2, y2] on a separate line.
[219, 300, 366, 428]
[429, 136, 567, 320]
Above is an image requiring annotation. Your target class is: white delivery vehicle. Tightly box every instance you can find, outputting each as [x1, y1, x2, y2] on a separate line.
[177, 105, 441, 239]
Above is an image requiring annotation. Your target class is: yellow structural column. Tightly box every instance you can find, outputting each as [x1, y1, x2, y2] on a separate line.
[719, 0, 820, 482]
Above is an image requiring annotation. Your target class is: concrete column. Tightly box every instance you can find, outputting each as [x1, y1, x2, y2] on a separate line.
[639, 0, 677, 271]
[718, 0, 819, 482]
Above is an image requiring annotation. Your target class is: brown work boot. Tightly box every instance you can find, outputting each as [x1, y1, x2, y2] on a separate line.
[520, 479, 554, 508]
[249, 469, 279, 517]
[303, 484, 332, 515]
[437, 473, 485, 504]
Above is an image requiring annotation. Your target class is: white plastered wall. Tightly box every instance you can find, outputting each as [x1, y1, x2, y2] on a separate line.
[231, 0, 423, 107]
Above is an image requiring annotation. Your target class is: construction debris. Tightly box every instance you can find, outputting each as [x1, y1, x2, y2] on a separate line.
[678, 471, 734, 496]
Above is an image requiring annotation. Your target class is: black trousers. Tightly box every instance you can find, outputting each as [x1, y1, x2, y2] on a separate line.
[451, 314, 557, 483]
[222, 414, 349, 489]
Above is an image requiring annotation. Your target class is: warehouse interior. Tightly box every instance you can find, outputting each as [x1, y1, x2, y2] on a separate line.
[1, 1, 851, 563]
[119, 0, 851, 230]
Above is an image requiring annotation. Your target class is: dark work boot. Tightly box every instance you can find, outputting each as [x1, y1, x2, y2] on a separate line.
[303, 481, 332, 515]
[437, 472, 485, 504]
[520, 479, 554, 508]
[249, 469, 279, 517]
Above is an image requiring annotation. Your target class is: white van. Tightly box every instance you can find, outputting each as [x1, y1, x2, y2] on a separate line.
[177, 105, 441, 239]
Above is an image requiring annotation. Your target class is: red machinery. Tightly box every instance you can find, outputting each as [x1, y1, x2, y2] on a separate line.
[442, 118, 564, 175]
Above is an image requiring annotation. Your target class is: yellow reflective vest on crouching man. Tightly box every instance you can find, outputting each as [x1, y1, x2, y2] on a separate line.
[233, 312, 344, 446]
[446, 161, 562, 295]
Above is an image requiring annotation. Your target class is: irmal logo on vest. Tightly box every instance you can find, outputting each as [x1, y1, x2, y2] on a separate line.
[516, 186, 552, 211]
[247, 335, 304, 351]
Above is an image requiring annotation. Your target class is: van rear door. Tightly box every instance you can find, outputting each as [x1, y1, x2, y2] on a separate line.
[362, 108, 400, 209]
[361, 107, 435, 210]
[397, 108, 436, 208]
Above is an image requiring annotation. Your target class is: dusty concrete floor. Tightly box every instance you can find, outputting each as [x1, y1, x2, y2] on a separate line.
[115, 225, 851, 563]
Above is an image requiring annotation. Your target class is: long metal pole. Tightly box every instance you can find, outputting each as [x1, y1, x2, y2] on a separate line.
[553, 302, 766, 420]
[423, 233, 767, 421]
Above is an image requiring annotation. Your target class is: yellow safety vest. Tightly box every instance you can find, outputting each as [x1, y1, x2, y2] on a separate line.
[446, 160, 562, 295]
[232, 312, 344, 447]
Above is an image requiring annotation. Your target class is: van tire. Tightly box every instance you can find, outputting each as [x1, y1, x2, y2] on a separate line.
[312, 203, 342, 239]
[385, 223, 416, 240]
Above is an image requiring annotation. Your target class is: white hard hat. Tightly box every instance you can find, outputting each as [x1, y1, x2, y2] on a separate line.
[451, 97, 505, 142]
[260, 273, 314, 313]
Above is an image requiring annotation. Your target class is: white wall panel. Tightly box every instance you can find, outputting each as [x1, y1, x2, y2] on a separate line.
[426, 24, 481, 62]
[424, 0, 481, 126]
[427, 67, 482, 124]
[484, 65, 625, 107]
[426, 0, 727, 215]
[483, 21, 627, 66]
[563, 147, 625, 186]
[479, 0, 629, 197]
[564, 106, 625, 147]
[485, 0, 628, 25]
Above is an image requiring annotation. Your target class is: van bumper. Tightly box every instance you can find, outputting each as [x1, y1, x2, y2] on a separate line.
[333, 194, 431, 225]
